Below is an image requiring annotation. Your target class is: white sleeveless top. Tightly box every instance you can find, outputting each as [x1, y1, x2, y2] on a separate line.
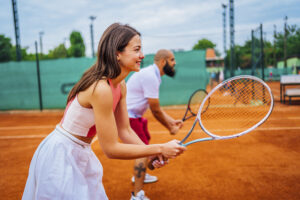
[60, 80, 121, 137]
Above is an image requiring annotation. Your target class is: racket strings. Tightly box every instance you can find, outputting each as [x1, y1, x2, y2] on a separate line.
[200, 79, 272, 137]
[189, 90, 207, 114]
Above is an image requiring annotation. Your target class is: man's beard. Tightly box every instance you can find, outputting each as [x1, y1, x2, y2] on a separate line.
[163, 61, 176, 77]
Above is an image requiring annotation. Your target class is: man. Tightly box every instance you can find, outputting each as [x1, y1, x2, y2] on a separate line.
[127, 49, 183, 200]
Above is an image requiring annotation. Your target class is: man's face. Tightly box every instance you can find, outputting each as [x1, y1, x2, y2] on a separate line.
[166, 52, 176, 68]
[163, 52, 176, 77]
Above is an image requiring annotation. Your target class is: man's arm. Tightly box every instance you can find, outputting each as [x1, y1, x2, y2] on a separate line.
[148, 98, 183, 135]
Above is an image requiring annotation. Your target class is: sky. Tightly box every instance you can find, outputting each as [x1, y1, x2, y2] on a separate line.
[1, 0, 300, 57]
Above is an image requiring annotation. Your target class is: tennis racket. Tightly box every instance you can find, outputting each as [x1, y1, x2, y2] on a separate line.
[182, 89, 208, 121]
[149, 75, 274, 170]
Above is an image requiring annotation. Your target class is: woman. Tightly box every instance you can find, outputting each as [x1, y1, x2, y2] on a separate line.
[22, 23, 186, 200]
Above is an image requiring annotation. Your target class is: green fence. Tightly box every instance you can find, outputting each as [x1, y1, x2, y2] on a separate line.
[225, 67, 293, 81]
[0, 50, 208, 110]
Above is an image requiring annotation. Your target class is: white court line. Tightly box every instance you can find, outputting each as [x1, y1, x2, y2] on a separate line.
[0, 135, 48, 139]
[1, 126, 299, 140]
[0, 116, 299, 131]
[0, 125, 55, 130]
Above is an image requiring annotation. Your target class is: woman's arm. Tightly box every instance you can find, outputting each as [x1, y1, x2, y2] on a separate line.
[114, 81, 145, 145]
[89, 80, 185, 160]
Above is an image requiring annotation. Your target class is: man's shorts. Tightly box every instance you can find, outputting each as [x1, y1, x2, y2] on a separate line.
[129, 117, 151, 145]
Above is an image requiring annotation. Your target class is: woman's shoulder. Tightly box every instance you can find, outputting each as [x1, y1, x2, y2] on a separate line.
[87, 80, 113, 107]
[92, 79, 112, 95]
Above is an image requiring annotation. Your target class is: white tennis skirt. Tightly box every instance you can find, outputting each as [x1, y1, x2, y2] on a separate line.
[22, 125, 108, 200]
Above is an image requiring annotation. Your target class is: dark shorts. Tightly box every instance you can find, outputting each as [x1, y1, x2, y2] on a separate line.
[129, 117, 151, 145]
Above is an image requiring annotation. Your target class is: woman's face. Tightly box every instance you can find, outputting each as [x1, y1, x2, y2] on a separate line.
[117, 35, 144, 72]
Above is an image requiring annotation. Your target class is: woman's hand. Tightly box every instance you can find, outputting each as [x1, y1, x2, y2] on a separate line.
[161, 139, 186, 158]
[148, 140, 186, 170]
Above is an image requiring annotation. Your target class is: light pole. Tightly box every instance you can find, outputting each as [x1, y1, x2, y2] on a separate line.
[63, 37, 67, 46]
[39, 31, 44, 55]
[89, 16, 96, 57]
[284, 16, 288, 70]
[222, 3, 227, 56]
[229, 0, 235, 77]
[11, 0, 22, 61]
[273, 25, 277, 68]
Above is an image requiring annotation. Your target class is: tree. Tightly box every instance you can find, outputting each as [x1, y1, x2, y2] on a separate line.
[274, 24, 300, 61]
[68, 31, 85, 57]
[10, 46, 35, 61]
[0, 35, 12, 62]
[192, 38, 216, 50]
[48, 44, 68, 59]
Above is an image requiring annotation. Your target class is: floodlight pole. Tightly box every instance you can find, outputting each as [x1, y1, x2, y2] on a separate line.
[260, 24, 264, 81]
[222, 4, 227, 56]
[284, 16, 288, 70]
[63, 37, 67, 46]
[273, 25, 277, 68]
[222, 3, 227, 78]
[229, 0, 235, 77]
[39, 31, 44, 55]
[11, 0, 22, 61]
[251, 30, 254, 76]
[89, 16, 96, 57]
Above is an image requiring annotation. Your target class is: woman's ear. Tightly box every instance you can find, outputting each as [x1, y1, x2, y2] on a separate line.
[116, 51, 121, 61]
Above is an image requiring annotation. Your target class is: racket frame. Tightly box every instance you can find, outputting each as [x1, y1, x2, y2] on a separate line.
[181, 75, 274, 147]
[182, 89, 208, 121]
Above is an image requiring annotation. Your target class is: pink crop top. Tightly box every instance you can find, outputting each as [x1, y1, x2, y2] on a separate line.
[60, 79, 121, 138]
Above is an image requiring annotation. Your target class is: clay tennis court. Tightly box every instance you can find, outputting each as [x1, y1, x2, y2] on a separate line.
[1, 81, 300, 200]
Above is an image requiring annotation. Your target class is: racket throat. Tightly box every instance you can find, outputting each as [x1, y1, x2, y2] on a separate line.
[180, 120, 198, 144]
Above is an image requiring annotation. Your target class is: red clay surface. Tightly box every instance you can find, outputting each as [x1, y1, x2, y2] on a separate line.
[0, 81, 300, 200]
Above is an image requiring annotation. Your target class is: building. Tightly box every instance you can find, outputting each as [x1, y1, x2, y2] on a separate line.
[277, 56, 300, 74]
[205, 48, 224, 73]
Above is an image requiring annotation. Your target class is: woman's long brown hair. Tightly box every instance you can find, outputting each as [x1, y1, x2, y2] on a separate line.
[67, 23, 141, 103]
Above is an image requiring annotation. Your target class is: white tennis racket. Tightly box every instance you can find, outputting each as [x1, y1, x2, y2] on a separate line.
[149, 75, 273, 169]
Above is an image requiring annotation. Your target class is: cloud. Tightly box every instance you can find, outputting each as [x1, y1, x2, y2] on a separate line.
[1, 0, 300, 56]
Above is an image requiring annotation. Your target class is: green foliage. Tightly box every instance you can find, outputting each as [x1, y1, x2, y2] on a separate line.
[68, 31, 85, 57]
[274, 25, 300, 60]
[223, 24, 300, 69]
[225, 43, 252, 69]
[193, 38, 216, 50]
[10, 46, 35, 61]
[48, 44, 68, 59]
[0, 35, 12, 62]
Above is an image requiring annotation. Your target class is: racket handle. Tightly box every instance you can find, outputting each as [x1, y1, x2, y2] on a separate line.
[147, 156, 168, 170]
[147, 157, 157, 170]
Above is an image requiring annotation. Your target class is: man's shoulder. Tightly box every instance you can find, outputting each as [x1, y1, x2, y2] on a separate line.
[141, 64, 157, 75]
[127, 64, 160, 86]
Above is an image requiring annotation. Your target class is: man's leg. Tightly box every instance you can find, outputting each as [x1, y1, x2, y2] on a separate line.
[130, 118, 154, 199]
[133, 157, 148, 196]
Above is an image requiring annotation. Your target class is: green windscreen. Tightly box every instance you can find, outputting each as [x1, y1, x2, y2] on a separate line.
[0, 50, 208, 110]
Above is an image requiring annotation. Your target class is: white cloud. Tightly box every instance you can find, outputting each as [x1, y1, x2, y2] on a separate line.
[1, 0, 299, 57]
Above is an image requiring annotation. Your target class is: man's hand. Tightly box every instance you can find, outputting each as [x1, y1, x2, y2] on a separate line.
[170, 120, 183, 135]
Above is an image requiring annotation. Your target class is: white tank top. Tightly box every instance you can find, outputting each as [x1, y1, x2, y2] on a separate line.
[60, 80, 121, 137]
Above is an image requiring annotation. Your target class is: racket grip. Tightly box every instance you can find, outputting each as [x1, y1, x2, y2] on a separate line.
[147, 157, 157, 170]
[148, 156, 169, 170]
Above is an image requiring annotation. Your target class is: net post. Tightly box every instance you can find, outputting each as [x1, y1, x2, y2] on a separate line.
[251, 30, 255, 76]
[260, 24, 265, 81]
[35, 41, 43, 111]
